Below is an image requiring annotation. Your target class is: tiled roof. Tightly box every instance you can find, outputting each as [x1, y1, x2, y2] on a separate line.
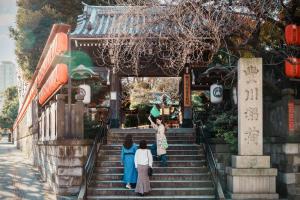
[71, 3, 164, 38]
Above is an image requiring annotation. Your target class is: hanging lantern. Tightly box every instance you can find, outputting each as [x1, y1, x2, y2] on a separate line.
[232, 87, 237, 105]
[285, 24, 300, 45]
[78, 84, 91, 104]
[210, 83, 223, 104]
[285, 57, 300, 78]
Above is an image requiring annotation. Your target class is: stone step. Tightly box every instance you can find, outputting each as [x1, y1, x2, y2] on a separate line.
[94, 166, 209, 174]
[96, 160, 207, 168]
[90, 180, 214, 188]
[87, 187, 214, 196]
[101, 144, 202, 151]
[92, 173, 211, 181]
[109, 133, 195, 138]
[108, 136, 195, 141]
[99, 154, 205, 161]
[109, 128, 195, 135]
[107, 140, 195, 145]
[87, 195, 215, 200]
[100, 149, 203, 155]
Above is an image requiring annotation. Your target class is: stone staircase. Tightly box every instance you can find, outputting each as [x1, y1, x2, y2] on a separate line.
[86, 128, 215, 200]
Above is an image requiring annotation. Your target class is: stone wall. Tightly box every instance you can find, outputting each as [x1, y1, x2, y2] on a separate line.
[263, 89, 300, 199]
[37, 140, 92, 195]
[14, 102, 40, 166]
[264, 142, 300, 199]
[13, 95, 90, 196]
[209, 138, 232, 191]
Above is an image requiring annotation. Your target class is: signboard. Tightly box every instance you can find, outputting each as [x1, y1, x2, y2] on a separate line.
[183, 74, 191, 107]
[111, 91, 117, 100]
[288, 100, 295, 133]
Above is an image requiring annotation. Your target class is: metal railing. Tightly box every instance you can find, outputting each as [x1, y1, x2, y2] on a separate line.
[78, 125, 108, 200]
[193, 111, 225, 200]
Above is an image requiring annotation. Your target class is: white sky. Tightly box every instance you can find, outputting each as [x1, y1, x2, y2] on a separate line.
[0, 0, 17, 64]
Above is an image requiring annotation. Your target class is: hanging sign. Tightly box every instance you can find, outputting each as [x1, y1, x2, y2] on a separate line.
[183, 74, 191, 107]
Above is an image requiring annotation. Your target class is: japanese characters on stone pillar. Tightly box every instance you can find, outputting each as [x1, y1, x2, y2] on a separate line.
[238, 58, 263, 155]
[227, 58, 278, 200]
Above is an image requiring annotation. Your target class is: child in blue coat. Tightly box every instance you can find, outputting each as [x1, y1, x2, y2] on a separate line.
[121, 134, 138, 189]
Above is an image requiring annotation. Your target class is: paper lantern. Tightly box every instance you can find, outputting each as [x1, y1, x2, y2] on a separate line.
[39, 64, 68, 105]
[78, 84, 91, 104]
[285, 24, 300, 45]
[285, 57, 300, 78]
[210, 84, 223, 104]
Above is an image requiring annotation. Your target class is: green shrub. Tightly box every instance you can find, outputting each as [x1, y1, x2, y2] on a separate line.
[84, 116, 101, 139]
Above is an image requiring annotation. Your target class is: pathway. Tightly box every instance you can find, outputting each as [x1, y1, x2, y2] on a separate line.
[0, 135, 55, 200]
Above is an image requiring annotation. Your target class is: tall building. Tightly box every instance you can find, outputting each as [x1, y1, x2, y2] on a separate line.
[16, 67, 29, 110]
[0, 61, 17, 110]
[0, 61, 17, 92]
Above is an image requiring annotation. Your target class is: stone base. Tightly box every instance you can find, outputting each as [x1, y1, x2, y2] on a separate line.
[229, 193, 279, 199]
[38, 139, 92, 195]
[232, 155, 270, 168]
[227, 167, 279, 199]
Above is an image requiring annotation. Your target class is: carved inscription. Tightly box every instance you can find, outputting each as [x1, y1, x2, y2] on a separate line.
[244, 127, 259, 145]
[244, 107, 259, 121]
[248, 158, 258, 168]
[245, 88, 258, 101]
[238, 58, 262, 155]
[244, 65, 259, 83]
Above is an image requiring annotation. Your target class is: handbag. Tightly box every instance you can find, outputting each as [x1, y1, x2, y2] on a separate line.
[161, 138, 168, 149]
[147, 150, 153, 176]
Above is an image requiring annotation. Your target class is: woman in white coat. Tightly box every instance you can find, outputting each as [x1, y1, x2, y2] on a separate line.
[148, 116, 168, 167]
[134, 140, 153, 196]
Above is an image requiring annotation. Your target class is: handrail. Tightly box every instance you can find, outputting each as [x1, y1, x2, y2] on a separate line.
[193, 112, 226, 200]
[78, 124, 108, 200]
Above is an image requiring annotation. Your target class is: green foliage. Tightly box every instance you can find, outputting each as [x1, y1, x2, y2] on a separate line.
[205, 107, 238, 153]
[124, 115, 139, 127]
[10, 0, 118, 80]
[84, 115, 101, 139]
[124, 103, 151, 127]
[0, 87, 19, 130]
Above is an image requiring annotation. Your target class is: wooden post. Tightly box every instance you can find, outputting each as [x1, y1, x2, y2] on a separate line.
[56, 94, 66, 139]
[110, 70, 120, 128]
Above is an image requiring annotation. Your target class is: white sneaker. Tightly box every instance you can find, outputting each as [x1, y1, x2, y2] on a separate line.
[126, 184, 132, 189]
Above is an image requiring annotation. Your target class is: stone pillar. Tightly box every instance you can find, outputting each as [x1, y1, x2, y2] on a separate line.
[227, 58, 278, 199]
[72, 94, 84, 139]
[182, 68, 193, 128]
[110, 71, 120, 128]
[56, 94, 66, 140]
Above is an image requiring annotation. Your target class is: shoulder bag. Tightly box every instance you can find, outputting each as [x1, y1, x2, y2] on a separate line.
[147, 150, 153, 176]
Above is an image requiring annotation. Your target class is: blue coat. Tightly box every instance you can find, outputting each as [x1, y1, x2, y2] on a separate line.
[121, 144, 138, 184]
